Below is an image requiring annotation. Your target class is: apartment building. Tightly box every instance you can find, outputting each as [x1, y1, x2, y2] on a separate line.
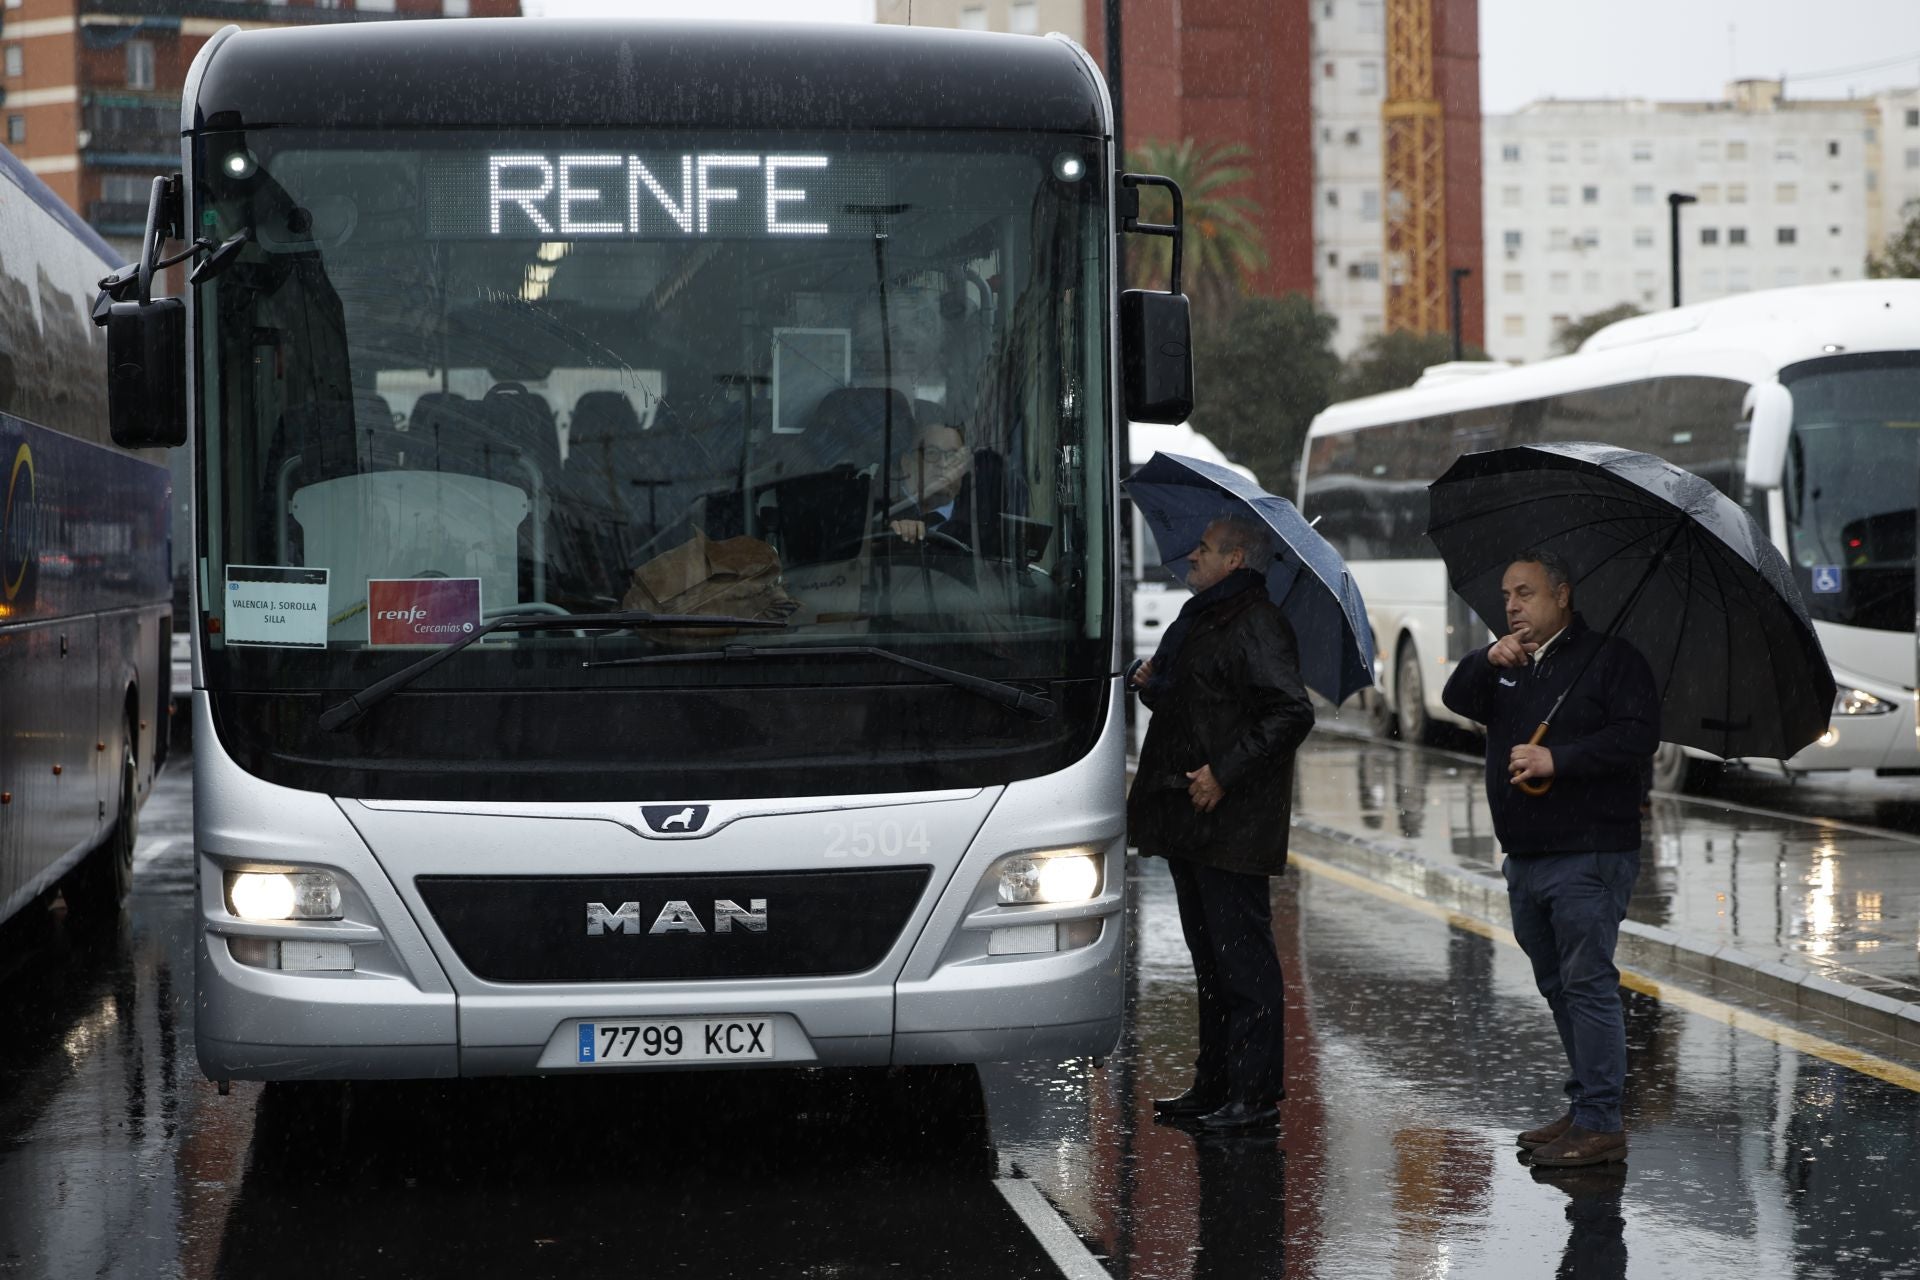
[1484, 80, 1887, 363]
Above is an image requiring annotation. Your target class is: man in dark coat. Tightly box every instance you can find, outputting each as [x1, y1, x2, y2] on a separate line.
[1128, 516, 1315, 1131]
[1441, 548, 1658, 1169]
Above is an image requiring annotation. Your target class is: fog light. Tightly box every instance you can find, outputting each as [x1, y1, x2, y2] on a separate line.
[1818, 727, 1840, 748]
[998, 853, 1101, 904]
[227, 871, 342, 920]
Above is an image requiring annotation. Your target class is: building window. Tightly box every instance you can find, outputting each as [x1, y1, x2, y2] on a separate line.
[1359, 1, 1383, 34]
[1774, 140, 1798, 163]
[1549, 184, 1570, 206]
[1503, 271, 1524, 292]
[1009, 1, 1038, 33]
[1349, 259, 1381, 281]
[1869, 171, 1879, 192]
[1729, 226, 1747, 246]
[1324, 61, 1337, 78]
[1777, 183, 1798, 203]
[442, 0, 469, 14]
[1579, 228, 1600, 249]
[1726, 139, 1748, 161]
[1633, 184, 1654, 205]
[1362, 314, 1383, 337]
[1631, 140, 1653, 162]
[1633, 226, 1654, 248]
[1698, 183, 1719, 203]
[1326, 189, 1340, 208]
[1908, 108, 1920, 128]
[1502, 143, 1522, 163]
[1828, 140, 1840, 157]
[1581, 185, 1599, 204]
[1831, 225, 1843, 236]
[101, 174, 150, 202]
[1703, 268, 1722, 293]
[1358, 61, 1380, 93]
[1549, 312, 1570, 332]
[1580, 140, 1598, 164]
[1503, 229, 1523, 252]
[126, 40, 155, 90]
[1700, 227, 1719, 246]
[1634, 270, 1656, 299]
[1581, 271, 1600, 292]
[1728, 183, 1747, 204]
[958, 5, 988, 30]
[1698, 140, 1719, 162]
[1547, 141, 1568, 163]
[1360, 188, 1380, 221]
[1777, 267, 1800, 287]
[1777, 226, 1797, 245]
[4, 114, 21, 144]
[3, 45, 19, 78]
[1327, 252, 1339, 268]
[1908, 148, 1920, 170]
[1729, 267, 1750, 292]
[1345, 129, 1362, 146]
[1503, 314, 1525, 337]
[1502, 185, 1522, 207]
[1549, 227, 1571, 251]
[2, 0, 18, 10]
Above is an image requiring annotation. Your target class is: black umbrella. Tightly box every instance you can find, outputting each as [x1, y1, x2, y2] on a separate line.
[1426, 441, 1835, 766]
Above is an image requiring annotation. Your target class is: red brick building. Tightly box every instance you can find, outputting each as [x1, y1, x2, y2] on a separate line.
[0, 0, 518, 253]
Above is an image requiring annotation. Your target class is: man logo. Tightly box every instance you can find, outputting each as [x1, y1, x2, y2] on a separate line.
[642, 804, 710, 835]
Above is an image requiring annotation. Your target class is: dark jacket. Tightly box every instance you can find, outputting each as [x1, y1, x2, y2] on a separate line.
[1127, 583, 1316, 876]
[1440, 613, 1659, 856]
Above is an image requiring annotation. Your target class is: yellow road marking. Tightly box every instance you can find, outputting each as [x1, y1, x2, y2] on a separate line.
[1290, 848, 1920, 1095]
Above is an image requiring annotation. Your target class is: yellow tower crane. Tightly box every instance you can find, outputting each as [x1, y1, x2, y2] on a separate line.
[1383, 0, 1447, 335]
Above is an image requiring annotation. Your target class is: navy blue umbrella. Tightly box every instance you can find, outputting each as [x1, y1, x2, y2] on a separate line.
[1124, 451, 1376, 705]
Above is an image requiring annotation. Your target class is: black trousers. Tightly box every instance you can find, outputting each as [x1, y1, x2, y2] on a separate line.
[1167, 858, 1288, 1104]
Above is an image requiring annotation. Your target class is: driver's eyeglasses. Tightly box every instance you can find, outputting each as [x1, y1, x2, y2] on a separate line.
[896, 446, 968, 466]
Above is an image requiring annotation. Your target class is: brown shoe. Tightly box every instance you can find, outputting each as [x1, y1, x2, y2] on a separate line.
[1530, 1123, 1627, 1168]
[1517, 1112, 1574, 1150]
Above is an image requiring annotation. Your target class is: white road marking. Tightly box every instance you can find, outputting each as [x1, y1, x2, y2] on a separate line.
[994, 1177, 1109, 1279]
[133, 837, 178, 870]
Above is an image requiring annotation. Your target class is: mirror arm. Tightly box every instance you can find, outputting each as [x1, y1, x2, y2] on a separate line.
[1119, 172, 1185, 296]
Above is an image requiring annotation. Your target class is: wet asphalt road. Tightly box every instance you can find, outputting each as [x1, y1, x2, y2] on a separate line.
[6, 743, 1920, 1279]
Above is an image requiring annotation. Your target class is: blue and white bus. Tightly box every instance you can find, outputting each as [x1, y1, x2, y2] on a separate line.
[0, 147, 171, 927]
[97, 18, 1194, 1082]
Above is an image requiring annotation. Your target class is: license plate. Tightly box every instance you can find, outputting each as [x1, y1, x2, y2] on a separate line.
[575, 1018, 773, 1064]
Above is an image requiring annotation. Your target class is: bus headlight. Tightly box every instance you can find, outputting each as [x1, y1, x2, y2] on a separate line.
[227, 870, 343, 921]
[1833, 688, 1894, 716]
[997, 852, 1101, 904]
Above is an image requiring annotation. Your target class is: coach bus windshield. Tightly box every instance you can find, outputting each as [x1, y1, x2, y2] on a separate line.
[194, 129, 1109, 702]
[1781, 354, 1920, 633]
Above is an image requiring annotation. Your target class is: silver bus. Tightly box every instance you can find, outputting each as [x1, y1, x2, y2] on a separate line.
[96, 18, 1194, 1081]
[0, 146, 171, 931]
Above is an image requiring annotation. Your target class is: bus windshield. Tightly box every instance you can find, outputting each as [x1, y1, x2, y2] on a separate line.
[1782, 354, 1920, 633]
[195, 128, 1109, 696]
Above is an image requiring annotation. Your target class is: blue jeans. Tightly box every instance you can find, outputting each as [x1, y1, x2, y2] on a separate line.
[1503, 850, 1640, 1133]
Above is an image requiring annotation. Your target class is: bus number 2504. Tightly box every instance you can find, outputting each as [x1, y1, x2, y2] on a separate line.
[822, 820, 930, 858]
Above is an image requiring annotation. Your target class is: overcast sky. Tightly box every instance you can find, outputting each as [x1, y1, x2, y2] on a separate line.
[529, 0, 1920, 113]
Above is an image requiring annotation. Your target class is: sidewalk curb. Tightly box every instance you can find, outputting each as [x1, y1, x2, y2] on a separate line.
[1290, 815, 1920, 1056]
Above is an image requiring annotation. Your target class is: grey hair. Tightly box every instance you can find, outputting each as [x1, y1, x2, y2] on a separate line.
[1512, 547, 1573, 594]
[1209, 515, 1277, 573]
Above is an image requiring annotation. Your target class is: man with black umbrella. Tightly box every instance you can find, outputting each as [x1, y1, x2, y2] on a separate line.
[1129, 515, 1315, 1131]
[1441, 548, 1658, 1168]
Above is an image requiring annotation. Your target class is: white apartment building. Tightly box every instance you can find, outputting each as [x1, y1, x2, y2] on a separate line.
[1484, 81, 1882, 364]
[1878, 87, 1920, 253]
[873, 0, 1083, 40]
[1311, 0, 1388, 356]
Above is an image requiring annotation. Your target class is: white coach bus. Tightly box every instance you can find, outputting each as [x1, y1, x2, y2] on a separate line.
[94, 18, 1200, 1082]
[1302, 280, 1920, 790]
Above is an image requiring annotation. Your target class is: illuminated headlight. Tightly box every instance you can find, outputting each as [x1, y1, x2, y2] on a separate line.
[226, 871, 343, 921]
[997, 853, 1101, 904]
[1833, 688, 1895, 716]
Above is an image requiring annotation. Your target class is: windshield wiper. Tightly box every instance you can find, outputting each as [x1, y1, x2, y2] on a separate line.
[318, 610, 785, 732]
[581, 643, 1056, 719]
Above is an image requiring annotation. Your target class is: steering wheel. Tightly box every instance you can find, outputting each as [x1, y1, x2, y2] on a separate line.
[868, 526, 974, 556]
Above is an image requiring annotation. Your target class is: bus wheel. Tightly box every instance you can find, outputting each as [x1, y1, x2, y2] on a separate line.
[68, 718, 138, 913]
[1363, 688, 1397, 739]
[1650, 741, 1695, 794]
[1395, 642, 1433, 745]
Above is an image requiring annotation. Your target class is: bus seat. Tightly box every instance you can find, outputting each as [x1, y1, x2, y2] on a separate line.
[483, 382, 562, 480]
[799, 387, 916, 472]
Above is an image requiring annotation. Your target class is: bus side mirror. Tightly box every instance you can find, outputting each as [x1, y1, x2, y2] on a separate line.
[1118, 172, 1196, 425]
[107, 298, 188, 449]
[1742, 381, 1792, 491]
[1120, 289, 1193, 424]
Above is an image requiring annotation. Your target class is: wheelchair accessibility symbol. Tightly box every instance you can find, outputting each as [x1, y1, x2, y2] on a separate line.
[1812, 565, 1843, 594]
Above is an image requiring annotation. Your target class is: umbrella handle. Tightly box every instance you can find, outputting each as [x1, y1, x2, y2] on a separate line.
[1516, 722, 1553, 797]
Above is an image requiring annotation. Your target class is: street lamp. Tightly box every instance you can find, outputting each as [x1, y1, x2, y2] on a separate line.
[1667, 191, 1698, 308]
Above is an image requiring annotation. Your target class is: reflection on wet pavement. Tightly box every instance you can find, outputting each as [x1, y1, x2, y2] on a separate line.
[1001, 857, 1920, 1279]
[1294, 730, 1920, 1000]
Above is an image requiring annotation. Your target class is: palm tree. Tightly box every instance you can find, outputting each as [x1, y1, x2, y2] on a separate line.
[1123, 138, 1267, 323]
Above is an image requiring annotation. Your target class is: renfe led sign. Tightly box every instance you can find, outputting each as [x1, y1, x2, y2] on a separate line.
[426, 152, 891, 240]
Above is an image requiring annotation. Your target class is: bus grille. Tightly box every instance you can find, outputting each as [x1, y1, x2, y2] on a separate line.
[415, 867, 934, 982]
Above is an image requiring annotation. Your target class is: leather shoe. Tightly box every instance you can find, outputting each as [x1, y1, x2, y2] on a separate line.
[1197, 1099, 1281, 1131]
[1151, 1086, 1227, 1118]
[1530, 1123, 1627, 1167]
[1517, 1111, 1574, 1150]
